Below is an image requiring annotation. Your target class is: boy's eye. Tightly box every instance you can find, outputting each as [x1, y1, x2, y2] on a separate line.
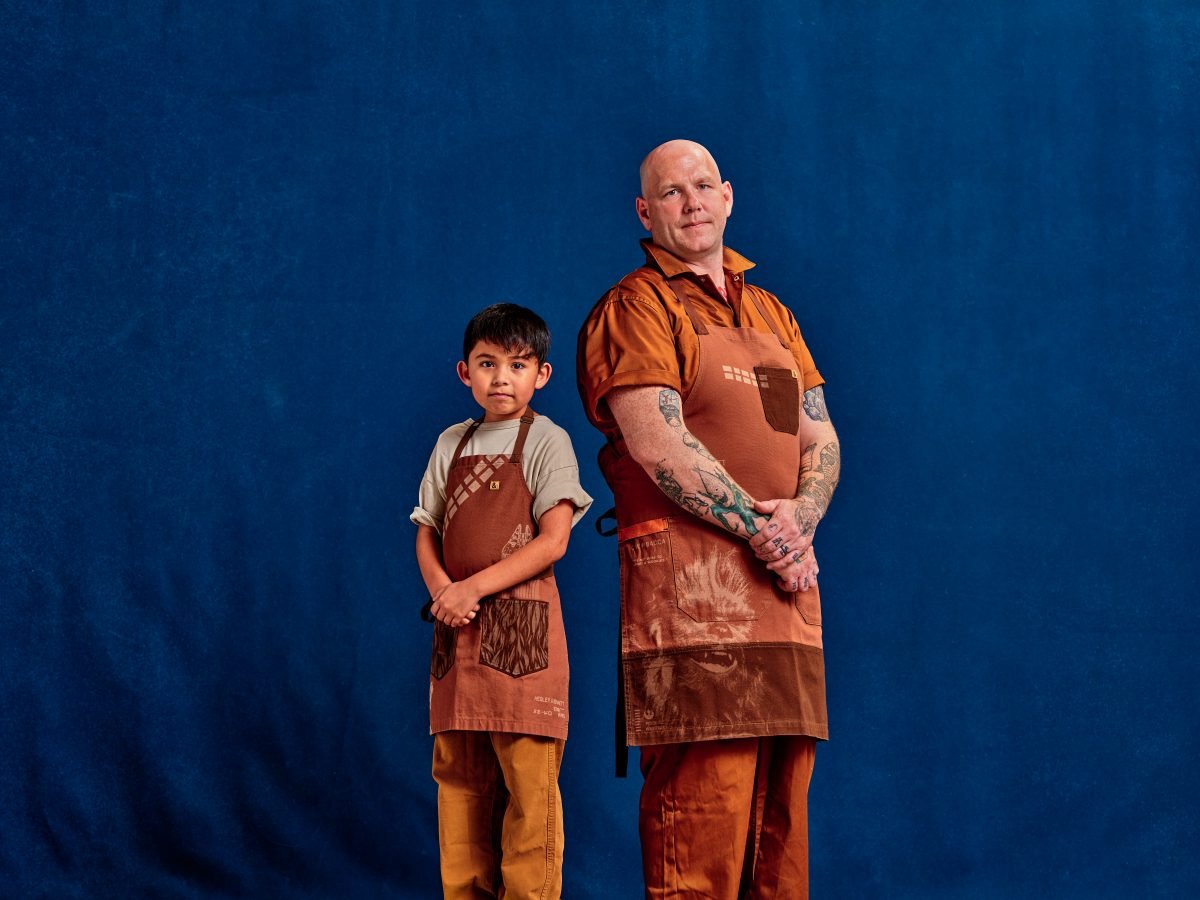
[512, 362, 526, 370]
[480, 360, 494, 368]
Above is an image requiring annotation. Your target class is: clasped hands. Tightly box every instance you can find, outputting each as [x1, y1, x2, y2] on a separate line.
[749, 497, 822, 594]
[428, 579, 483, 628]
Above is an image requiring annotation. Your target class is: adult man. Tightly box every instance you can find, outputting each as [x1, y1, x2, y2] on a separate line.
[576, 140, 840, 898]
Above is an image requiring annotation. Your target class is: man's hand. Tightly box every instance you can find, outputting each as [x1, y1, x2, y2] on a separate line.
[748, 497, 822, 564]
[429, 580, 483, 628]
[771, 545, 820, 594]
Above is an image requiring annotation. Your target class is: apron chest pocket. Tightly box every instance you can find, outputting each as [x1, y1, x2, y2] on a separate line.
[478, 598, 549, 678]
[754, 365, 800, 435]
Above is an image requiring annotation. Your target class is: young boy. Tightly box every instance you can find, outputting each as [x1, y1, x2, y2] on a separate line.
[411, 303, 592, 900]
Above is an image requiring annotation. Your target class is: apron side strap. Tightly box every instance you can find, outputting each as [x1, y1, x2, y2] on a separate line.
[594, 507, 618, 537]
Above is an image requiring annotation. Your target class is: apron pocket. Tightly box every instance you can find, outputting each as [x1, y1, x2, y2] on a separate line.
[792, 586, 822, 626]
[754, 365, 800, 435]
[430, 621, 457, 680]
[478, 598, 549, 678]
[669, 519, 760, 626]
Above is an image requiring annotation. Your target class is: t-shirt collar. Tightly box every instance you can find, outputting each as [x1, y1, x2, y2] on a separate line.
[640, 238, 756, 279]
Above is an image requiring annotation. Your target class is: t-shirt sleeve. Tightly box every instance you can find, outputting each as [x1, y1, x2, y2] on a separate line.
[528, 424, 594, 527]
[577, 292, 682, 428]
[409, 430, 456, 531]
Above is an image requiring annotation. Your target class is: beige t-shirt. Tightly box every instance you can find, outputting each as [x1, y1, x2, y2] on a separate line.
[411, 414, 593, 532]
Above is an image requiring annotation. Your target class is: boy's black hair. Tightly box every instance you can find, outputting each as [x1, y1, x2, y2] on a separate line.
[462, 303, 551, 365]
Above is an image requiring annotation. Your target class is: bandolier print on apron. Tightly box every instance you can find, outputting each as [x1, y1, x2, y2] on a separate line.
[601, 276, 827, 747]
[429, 412, 569, 740]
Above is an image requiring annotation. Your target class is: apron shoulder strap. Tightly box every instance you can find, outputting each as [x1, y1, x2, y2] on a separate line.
[510, 411, 536, 464]
[668, 272, 790, 349]
[666, 277, 710, 335]
[744, 289, 791, 349]
[449, 419, 482, 469]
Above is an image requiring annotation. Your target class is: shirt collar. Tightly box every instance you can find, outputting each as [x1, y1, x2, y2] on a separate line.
[640, 239, 756, 279]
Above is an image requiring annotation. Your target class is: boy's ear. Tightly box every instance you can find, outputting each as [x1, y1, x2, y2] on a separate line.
[456, 360, 471, 387]
[534, 361, 552, 389]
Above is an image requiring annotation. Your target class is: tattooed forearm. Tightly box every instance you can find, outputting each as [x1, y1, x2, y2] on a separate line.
[638, 387, 763, 538]
[794, 441, 840, 530]
[681, 429, 717, 462]
[654, 460, 759, 535]
[802, 386, 829, 422]
[654, 461, 707, 517]
[696, 469, 760, 535]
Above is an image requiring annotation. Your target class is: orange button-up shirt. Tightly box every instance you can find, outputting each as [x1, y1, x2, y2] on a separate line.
[577, 239, 824, 442]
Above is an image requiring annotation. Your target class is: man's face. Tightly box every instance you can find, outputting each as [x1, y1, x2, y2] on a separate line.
[636, 143, 733, 263]
[457, 340, 551, 423]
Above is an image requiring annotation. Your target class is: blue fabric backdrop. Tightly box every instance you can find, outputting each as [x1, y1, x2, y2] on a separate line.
[2, 1, 1197, 897]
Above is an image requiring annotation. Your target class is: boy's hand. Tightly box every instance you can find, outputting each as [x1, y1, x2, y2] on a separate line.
[430, 580, 483, 628]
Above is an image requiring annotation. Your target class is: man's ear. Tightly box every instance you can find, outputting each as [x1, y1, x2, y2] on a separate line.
[635, 196, 652, 231]
[456, 360, 471, 387]
[723, 181, 733, 216]
[535, 361, 552, 389]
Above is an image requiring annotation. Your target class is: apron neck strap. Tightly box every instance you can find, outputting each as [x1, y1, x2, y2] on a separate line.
[744, 289, 790, 349]
[449, 419, 483, 469]
[668, 273, 790, 349]
[667, 277, 710, 335]
[510, 411, 536, 463]
[448, 411, 537, 468]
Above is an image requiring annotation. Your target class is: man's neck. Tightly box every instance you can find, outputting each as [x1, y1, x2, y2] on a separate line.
[682, 249, 727, 295]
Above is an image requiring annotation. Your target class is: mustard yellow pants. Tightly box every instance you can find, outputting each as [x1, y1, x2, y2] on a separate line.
[639, 736, 817, 900]
[432, 731, 565, 900]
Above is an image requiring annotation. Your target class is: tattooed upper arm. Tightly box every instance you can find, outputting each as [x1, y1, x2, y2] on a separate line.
[802, 386, 829, 422]
[657, 389, 683, 427]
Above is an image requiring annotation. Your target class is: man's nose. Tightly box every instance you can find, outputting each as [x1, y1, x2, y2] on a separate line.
[683, 190, 703, 212]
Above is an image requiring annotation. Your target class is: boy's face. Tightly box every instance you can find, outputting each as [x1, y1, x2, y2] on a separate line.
[457, 340, 551, 422]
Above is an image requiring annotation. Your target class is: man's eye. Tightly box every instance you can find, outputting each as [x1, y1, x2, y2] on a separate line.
[664, 189, 677, 197]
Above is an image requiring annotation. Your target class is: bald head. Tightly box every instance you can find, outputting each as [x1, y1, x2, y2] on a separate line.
[634, 139, 733, 272]
[639, 140, 722, 198]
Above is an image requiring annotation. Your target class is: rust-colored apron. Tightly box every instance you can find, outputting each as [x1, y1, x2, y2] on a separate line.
[429, 412, 569, 741]
[602, 276, 827, 750]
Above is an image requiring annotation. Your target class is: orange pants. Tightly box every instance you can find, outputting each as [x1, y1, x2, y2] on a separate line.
[432, 731, 565, 900]
[639, 736, 816, 900]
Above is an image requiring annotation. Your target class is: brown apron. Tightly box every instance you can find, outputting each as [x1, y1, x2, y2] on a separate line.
[602, 275, 828, 750]
[429, 412, 569, 741]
